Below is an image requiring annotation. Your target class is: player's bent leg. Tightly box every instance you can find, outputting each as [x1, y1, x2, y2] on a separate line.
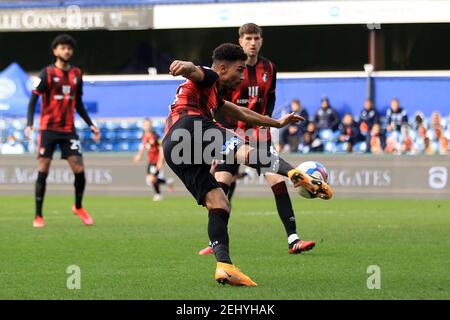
[33, 157, 51, 228]
[149, 174, 163, 201]
[236, 144, 333, 199]
[67, 156, 93, 226]
[265, 174, 316, 254]
[213, 171, 234, 191]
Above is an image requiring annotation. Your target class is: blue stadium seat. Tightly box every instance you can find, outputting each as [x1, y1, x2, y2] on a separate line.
[98, 121, 119, 131]
[101, 130, 117, 140]
[10, 119, 25, 130]
[118, 120, 130, 129]
[414, 139, 425, 152]
[319, 129, 334, 142]
[81, 128, 93, 140]
[75, 119, 88, 130]
[353, 141, 367, 153]
[324, 141, 336, 153]
[99, 142, 114, 152]
[116, 129, 130, 140]
[13, 130, 25, 141]
[441, 117, 448, 129]
[335, 142, 348, 153]
[153, 127, 165, 138]
[127, 121, 140, 130]
[83, 142, 99, 152]
[130, 141, 141, 152]
[130, 129, 143, 140]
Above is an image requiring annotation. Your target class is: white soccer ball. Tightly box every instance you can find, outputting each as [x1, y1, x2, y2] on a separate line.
[296, 161, 329, 199]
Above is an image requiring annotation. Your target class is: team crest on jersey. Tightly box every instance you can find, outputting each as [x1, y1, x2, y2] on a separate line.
[262, 73, 268, 82]
[31, 77, 41, 89]
[53, 77, 60, 82]
[73, 77, 77, 85]
[62, 85, 71, 94]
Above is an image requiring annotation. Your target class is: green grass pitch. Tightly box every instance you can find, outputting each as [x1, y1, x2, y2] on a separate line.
[0, 195, 449, 299]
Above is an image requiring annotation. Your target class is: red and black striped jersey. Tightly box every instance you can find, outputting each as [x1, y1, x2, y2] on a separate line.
[219, 56, 276, 141]
[32, 65, 83, 133]
[141, 131, 160, 164]
[164, 67, 224, 136]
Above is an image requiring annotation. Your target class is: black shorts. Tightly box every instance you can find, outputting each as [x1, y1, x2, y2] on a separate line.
[146, 163, 159, 176]
[214, 162, 240, 176]
[162, 116, 244, 206]
[38, 130, 82, 159]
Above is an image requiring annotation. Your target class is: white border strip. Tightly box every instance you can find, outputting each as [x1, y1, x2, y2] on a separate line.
[153, 0, 450, 29]
[83, 70, 450, 82]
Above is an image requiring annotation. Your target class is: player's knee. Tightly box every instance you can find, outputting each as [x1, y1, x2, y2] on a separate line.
[70, 163, 84, 174]
[38, 158, 51, 173]
[265, 173, 285, 186]
[214, 171, 233, 185]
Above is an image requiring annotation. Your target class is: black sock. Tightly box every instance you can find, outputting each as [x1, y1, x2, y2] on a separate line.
[74, 172, 86, 209]
[152, 181, 161, 194]
[228, 181, 237, 201]
[246, 148, 294, 177]
[35, 171, 48, 217]
[208, 208, 232, 264]
[157, 178, 166, 185]
[218, 182, 229, 195]
[272, 181, 297, 236]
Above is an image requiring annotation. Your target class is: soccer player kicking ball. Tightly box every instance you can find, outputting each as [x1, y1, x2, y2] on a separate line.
[25, 34, 100, 228]
[163, 43, 333, 286]
[200, 23, 318, 256]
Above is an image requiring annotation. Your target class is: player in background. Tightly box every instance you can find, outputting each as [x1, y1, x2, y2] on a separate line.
[199, 23, 316, 256]
[164, 43, 332, 286]
[133, 118, 174, 201]
[25, 34, 100, 228]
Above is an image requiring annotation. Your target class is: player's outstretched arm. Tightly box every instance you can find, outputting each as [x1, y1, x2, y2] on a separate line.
[218, 101, 304, 128]
[169, 60, 205, 82]
[24, 93, 39, 140]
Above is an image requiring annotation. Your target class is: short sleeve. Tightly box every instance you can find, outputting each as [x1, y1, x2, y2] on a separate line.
[196, 66, 219, 88]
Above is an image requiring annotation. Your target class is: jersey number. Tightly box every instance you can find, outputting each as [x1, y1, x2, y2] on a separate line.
[70, 139, 81, 151]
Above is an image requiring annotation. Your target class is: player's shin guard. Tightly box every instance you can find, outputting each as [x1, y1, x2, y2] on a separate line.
[74, 172, 86, 209]
[208, 209, 232, 264]
[245, 148, 294, 177]
[35, 171, 48, 217]
[271, 181, 297, 237]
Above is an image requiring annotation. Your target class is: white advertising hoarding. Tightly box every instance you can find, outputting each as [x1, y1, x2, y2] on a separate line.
[153, 0, 450, 29]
